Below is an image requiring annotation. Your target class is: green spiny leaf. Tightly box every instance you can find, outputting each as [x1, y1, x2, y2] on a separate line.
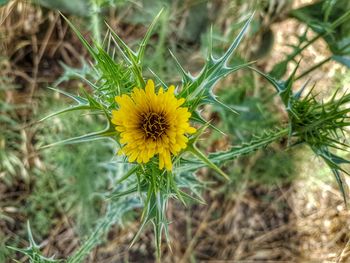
[105, 24, 145, 87]
[180, 13, 255, 99]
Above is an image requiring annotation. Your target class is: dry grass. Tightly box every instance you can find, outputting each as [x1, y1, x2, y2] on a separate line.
[0, 0, 86, 100]
[78, 170, 350, 262]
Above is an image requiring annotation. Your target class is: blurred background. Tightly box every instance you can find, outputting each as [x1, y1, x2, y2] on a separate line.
[1, 0, 350, 262]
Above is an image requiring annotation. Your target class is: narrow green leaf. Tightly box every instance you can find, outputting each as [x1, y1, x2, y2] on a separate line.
[218, 12, 255, 65]
[40, 121, 116, 149]
[190, 111, 225, 135]
[188, 145, 230, 180]
[137, 8, 164, 62]
[47, 87, 89, 104]
[148, 68, 169, 89]
[169, 50, 193, 85]
[115, 165, 139, 185]
[38, 87, 94, 122]
[248, 66, 284, 93]
[109, 186, 138, 199]
[39, 105, 93, 122]
[332, 168, 348, 205]
[105, 23, 145, 87]
[177, 189, 206, 205]
[61, 13, 96, 57]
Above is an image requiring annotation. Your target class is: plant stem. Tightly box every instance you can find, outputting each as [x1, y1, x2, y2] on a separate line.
[180, 128, 290, 173]
[91, 0, 102, 45]
[295, 56, 332, 80]
[212, 128, 289, 163]
[287, 9, 350, 62]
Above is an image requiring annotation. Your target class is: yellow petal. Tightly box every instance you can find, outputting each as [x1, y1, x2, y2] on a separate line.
[145, 79, 155, 94]
[111, 79, 195, 171]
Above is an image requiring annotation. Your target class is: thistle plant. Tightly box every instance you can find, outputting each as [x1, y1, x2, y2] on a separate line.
[23, 9, 350, 262]
[7, 222, 60, 263]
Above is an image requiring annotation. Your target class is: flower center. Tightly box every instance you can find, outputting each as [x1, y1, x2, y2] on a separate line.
[140, 112, 169, 141]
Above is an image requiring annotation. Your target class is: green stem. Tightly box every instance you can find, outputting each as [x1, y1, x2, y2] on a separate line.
[91, 0, 101, 45]
[153, 9, 168, 75]
[211, 128, 290, 163]
[295, 56, 332, 80]
[287, 9, 350, 62]
[180, 129, 290, 174]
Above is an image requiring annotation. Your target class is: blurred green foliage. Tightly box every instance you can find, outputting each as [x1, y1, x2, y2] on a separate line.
[291, 0, 350, 57]
[34, 99, 113, 235]
[0, 75, 26, 186]
[33, 0, 89, 16]
[271, 0, 350, 78]
[0, 0, 9, 6]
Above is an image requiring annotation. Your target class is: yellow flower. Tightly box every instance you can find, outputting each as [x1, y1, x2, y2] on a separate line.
[111, 79, 196, 171]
